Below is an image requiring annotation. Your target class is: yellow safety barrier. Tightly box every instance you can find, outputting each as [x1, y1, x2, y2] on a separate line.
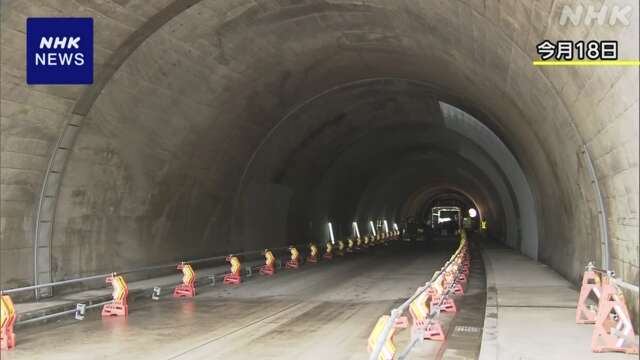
[307, 243, 319, 263]
[265, 250, 276, 267]
[260, 249, 276, 275]
[347, 238, 354, 253]
[368, 231, 471, 359]
[367, 235, 374, 246]
[338, 240, 345, 256]
[1, 295, 16, 350]
[324, 242, 333, 260]
[367, 316, 398, 360]
[409, 290, 429, 323]
[175, 263, 197, 296]
[223, 256, 242, 285]
[230, 257, 241, 274]
[286, 246, 300, 269]
[102, 274, 129, 317]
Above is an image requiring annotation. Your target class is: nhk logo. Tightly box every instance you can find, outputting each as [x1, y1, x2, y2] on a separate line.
[26, 18, 93, 84]
[559, 4, 632, 27]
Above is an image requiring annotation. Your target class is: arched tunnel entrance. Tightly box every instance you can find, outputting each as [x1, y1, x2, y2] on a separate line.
[0, 0, 638, 358]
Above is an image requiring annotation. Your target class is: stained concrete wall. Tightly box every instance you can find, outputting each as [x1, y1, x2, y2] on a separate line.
[0, 0, 637, 322]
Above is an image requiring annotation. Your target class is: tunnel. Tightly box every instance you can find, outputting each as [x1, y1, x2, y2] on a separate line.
[1, 0, 639, 359]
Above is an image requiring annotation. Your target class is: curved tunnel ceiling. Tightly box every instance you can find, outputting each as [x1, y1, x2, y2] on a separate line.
[0, 0, 637, 298]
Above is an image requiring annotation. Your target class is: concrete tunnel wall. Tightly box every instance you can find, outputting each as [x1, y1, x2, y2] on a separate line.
[0, 0, 638, 321]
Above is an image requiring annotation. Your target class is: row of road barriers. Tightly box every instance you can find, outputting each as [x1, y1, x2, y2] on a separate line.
[0, 231, 401, 351]
[576, 262, 639, 354]
[367, 231, 471, 360]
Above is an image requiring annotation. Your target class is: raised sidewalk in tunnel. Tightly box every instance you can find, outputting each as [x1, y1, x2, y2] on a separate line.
[479, 243, 638, 360]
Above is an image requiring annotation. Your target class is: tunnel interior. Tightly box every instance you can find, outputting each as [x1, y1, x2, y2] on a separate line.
[1, 0, 638, 312]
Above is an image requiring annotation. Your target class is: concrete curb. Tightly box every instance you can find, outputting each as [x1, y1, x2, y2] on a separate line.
[478, 246, 498, 360]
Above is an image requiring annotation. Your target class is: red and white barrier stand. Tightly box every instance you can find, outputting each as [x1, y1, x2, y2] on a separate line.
[286, 246, 300, 269]
[323, 242, 333, 260]
[174, 262, 196, 297]
[102, 274, 129, 317]
[306, 243, 319, 263]
[458, 256, 469, 283]
[367, 233, 471, 360]
[409, 288, 445, 341]
[223, 256, 242, 284]
[0, 294, 16, 350]
[576, 263, 601, 324]
[591, 277, 639, 354]
[430, 272, 457, 313]
[452, 281, 465, 296]
[259, 249, 276, 276]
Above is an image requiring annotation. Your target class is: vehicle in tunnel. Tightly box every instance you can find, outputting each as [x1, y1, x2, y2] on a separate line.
[0, 0, 638, 359]
[431, 206, 462, 236]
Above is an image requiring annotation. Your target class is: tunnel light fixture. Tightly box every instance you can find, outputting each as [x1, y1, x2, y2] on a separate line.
[393, 222, 399, 232]
[369, 221, 377, 236]
[352, 222, 360, 238]
[468, 208, 478, 218]
[328, 222, 335, 244]
[383, 220, 389, 233]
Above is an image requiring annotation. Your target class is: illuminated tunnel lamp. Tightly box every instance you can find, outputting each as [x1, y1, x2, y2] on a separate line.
[369, 221, 377, 236]
[383, 220, 389, 233]
[352, 222, 361, 238]
[393, 223, 399, 232]
[328, 222, 335, 244]
[468, 208, 478, 218]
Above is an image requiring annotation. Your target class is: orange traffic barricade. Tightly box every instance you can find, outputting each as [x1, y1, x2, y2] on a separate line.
[307, 243, 319, 263]
[0, 294, 16, 350]
[347, 238, 354, 253]
[286, 246, 300, 269]
[337, 240, 346, 256]
[102, 274, 129, 317]
[323, 242, 333, 260]
[174, 262, 196, 297]
[224, 255, 242, 284]
[260, 249, 276, 276]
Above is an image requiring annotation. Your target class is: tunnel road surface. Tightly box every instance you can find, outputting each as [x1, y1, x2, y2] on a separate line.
[4, 243, 458, 360]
